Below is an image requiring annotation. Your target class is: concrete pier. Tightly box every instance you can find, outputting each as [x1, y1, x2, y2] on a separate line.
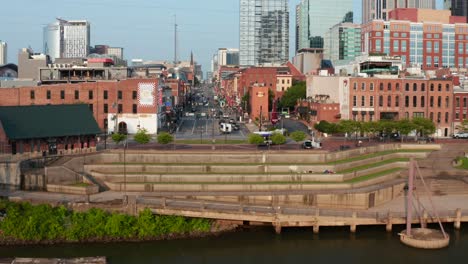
[455, 208, 462, 229]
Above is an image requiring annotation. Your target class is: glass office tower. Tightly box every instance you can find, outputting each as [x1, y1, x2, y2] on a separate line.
[296, 0, 353, 51]
[240, 0, 289, 67]
[43, 19, 90, 61]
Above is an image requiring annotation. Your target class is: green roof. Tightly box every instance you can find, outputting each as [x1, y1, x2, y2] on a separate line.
[0, 104, 102, 140]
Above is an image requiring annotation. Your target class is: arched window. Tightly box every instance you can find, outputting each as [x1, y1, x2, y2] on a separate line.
[421, 83, 425, 91]
[413, 83, 417, 91]
[388, 83, 392, 91]
[405, 83, 410, 91]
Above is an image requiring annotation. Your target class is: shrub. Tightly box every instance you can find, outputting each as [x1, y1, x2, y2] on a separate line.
[248, 134, 265, 145]
[271, 133, 286, 145]
[290, 131, 307, 142]
[111, 133, 127, 145]
[157, 132, 174, 144]
[134, 129, 152, 144]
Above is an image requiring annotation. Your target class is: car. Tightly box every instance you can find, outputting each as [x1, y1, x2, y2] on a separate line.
[302, 140, 313, 149]
[453, 132, 468, 139]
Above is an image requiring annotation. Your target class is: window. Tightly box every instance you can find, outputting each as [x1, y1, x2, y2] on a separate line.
[75, 90, 79, 100]
[430, 84, 434, 91]
[437, 96, 442, 107]
[361, 83, 366, 91]
[88, 104, 93, 113]
[446, 96, 450, 108]
[405, 96, 409, 107]
[370, 96, 374, 107]
[464, 98, 467, 107]
[132, 91, 137, 100]
[438, 84, 442, 92]
[133, 104, 138, 114]
[118, 104, 123, 113]
[104, 104, 108, 114]
[361, 96, 365, 107]
[118, 90, 123, 100]
[413, 96, 417, 107]
[380, 83, 384, 91]
[370, 83, 374, 91]
[421, 84, 425, 92]
[104, 90, 108, 100]
[421, 96, 425, 107]
[430, 96, 434, 107]
[387, 96, 391, 107]
[445, 112, 449, 123]
[393, 40, 399, 52]
[446, 84, 450, 92]
[379, 96, 383, 107]
[405, 83, 410, 91]
[402, 41, 407, 52]
[353, 96, 357, 107]
[459, 43, 464, 54]
[413, 112, 425, 118]
[437, 112, 442, 123]
[434, 42, 439, 53]
[430, 112, 434, 121]
[456, 112, 460, 120]
[413, 83, 417, 92]
[30, 90, 35, 100]
[46, 90, 51, 100]
[104, 118, 108, 130]
[387, 83, 391, 91]
[396, 83, 400, 91]
[395, 96, 399, 107]
[60, 90, 65, 100]
[353, 82, 357, 90]
[88, 90, 93, 100]
[456, 97, 460, 107]
[426, 41, 432, 53]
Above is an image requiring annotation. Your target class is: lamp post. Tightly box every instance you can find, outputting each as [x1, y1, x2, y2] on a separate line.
[123, 134, 127, 195]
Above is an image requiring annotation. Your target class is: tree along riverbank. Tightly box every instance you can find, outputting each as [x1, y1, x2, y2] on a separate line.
[0, 200, 234, 246]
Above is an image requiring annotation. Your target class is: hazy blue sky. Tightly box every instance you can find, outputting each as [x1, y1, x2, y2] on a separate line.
[0, 0, 444, 73]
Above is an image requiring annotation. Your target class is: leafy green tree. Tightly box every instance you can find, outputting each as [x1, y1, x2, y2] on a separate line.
[134, 128, 152, 144]
[112, 133, 127, 145]
[241, 92, 250, 113]
[248, 134, 265, 145]
[279, 81, 306, 110]
[290, 131, 307, 142]
[314, 121, 339, 134]
[456, 119, 468, 132]
[271, 133, 286, 145]
[157, 132, 174, 144]
[338, 120, 361, 140]
[396, 119, 416, 142]
[412, 117, 436, 137]
[361, 121, 379, 141]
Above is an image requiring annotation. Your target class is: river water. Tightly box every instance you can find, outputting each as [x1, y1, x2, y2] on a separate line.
[0, 225, 466, 264]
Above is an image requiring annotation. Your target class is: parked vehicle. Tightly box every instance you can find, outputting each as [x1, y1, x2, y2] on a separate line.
[302, 139, 322, 149]
[453, 132, 468, 139]
[219, 123, 233, 134]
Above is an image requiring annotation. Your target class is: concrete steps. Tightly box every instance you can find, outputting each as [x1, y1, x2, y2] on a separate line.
[415, 179, 468, 196]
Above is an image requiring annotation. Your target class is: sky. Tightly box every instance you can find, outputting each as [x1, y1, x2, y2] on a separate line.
[0, 0, 444, 74]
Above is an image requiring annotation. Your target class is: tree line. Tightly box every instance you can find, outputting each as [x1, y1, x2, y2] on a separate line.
[314, 118, 437, 141]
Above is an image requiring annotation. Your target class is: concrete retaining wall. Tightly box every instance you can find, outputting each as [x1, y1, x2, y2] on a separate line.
[45, 166, 82, 184]
[46, 184, 99, 195]
[0, 160, 20, 189]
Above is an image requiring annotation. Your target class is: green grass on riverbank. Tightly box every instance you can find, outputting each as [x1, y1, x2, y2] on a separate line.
[458, 157, 468, 170]
[0, 200, 211, 243]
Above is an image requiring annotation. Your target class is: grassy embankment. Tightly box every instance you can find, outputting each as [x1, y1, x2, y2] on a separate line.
[0, 200, 211, 244]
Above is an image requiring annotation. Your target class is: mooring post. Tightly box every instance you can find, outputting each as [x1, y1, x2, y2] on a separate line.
[386, 212, 393, 232]
[350, 212, 357, 233]
[421, 210, 428, 228]
[313, 225, 320, 234]
[455, 208, 462, 230]
[274, 223, 282, 234]
[313, 208, 320, 234]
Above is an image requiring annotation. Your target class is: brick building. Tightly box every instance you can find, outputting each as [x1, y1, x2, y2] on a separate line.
[249, 84, 269, 124]
[454, 85, 468, 132]
[362, 8, 468, 70]
[350, 77, 453, 137]
[0, 78, 161, 134]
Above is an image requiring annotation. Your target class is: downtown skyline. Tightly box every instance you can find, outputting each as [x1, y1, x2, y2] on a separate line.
[1, 0, 444, 72]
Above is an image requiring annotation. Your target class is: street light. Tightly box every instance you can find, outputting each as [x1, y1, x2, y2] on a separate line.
[123, 134, 127, 195]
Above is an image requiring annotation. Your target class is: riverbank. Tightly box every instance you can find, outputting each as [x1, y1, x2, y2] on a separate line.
[0, 200, 238, 246]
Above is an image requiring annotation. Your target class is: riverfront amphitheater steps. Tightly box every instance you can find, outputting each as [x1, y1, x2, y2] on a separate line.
[415, 179, 468, 196]
[80, 146, 437, 194]
[417, 144, 468, 177]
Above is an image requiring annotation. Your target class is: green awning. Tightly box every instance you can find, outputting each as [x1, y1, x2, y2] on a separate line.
[0, 104, 102, 140]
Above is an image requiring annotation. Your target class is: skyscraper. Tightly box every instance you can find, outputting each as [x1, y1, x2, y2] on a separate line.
[448, 0, 468, 19]
[0, 41, 6, 65]
[239, 0, 289, 67]
[296, 0, 353, 51]
[362, 0, 436, 23]
[43, 18, 90, 61]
